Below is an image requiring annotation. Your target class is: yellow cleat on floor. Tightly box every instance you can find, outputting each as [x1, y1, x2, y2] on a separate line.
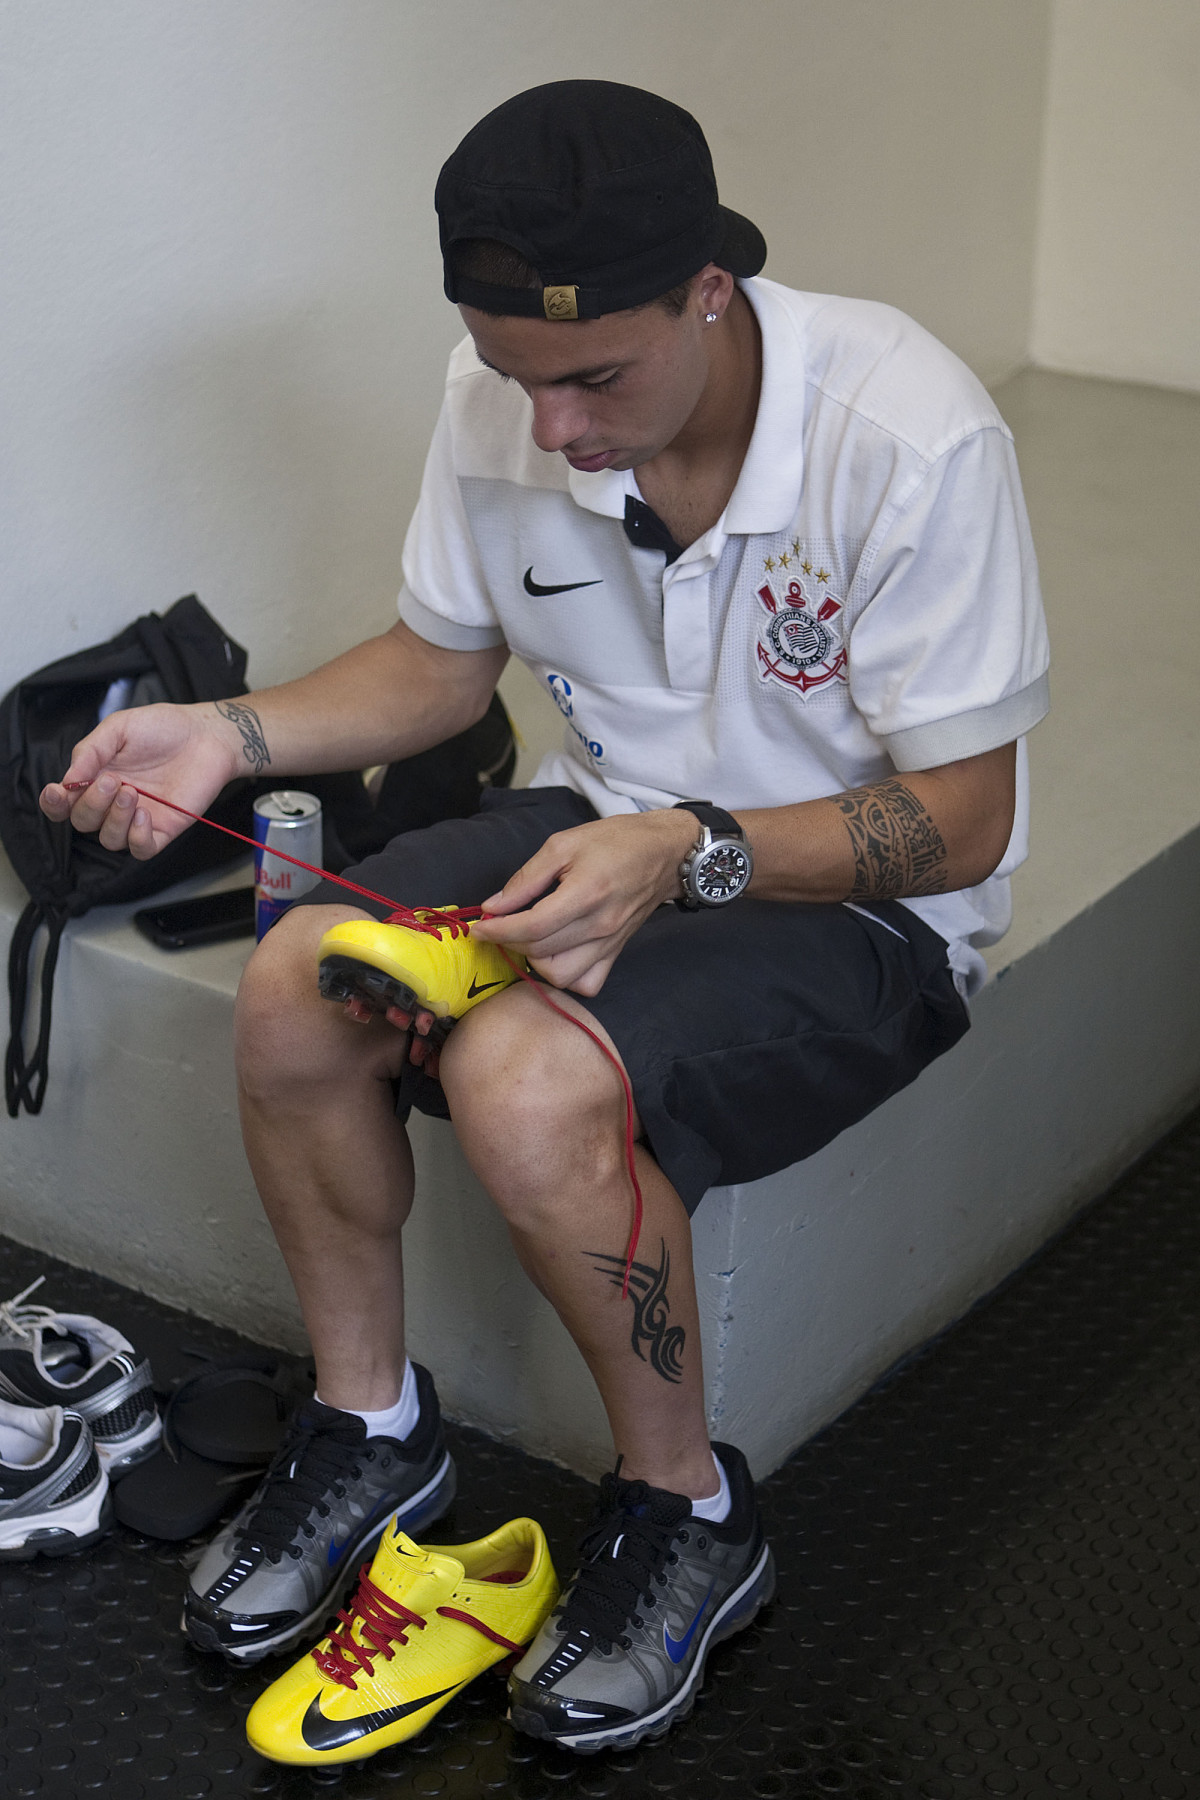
[246, 1516, 559, 1765]
[316, 911, 527, 1030]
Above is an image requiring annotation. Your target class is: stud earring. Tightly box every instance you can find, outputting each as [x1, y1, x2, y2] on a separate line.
[705, 312, 718, 323]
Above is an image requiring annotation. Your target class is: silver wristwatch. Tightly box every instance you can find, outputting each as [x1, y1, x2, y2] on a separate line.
[673, 801, 754, 909]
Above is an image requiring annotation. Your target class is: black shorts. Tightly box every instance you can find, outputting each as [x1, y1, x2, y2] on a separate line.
[298, 786, 969, 1214]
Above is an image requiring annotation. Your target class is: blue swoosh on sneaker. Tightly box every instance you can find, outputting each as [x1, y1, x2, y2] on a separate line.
[326, 1494, 396, 1569]
[663, 1580, 717, 1665]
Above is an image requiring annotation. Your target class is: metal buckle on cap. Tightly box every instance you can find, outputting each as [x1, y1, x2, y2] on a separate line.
[543, 285, 579, 321]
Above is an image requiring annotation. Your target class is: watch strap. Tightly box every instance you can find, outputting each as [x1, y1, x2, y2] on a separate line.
[672, 799, 744, 840]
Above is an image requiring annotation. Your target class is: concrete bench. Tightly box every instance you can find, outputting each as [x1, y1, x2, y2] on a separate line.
[3, 368, 1199, 1479]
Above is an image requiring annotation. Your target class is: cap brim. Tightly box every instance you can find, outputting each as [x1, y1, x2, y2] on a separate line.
[715, 206, 767, 278]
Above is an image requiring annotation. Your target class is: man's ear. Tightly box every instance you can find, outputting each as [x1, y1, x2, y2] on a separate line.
[696, 265, 737, 324]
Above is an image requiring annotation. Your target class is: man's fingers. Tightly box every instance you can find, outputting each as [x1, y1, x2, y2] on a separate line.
[96, 785, 138, 852]
[42, 774, 175, 862]
[62, 772, 121, 835]
[527, 938, 616, 995]
[38, 783, 73, 823]
[129, 808, 172, 860]
[477, 901, 618, 965]
[61, 733, 113, 792]
[479, 841, 565, 916]
[474, 882, 600, 947]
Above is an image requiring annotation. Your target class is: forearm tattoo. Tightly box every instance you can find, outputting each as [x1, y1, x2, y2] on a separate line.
[215, 699, 271, 775]
[585, 1238, 686, 1384]
[835, 776, 949, 898]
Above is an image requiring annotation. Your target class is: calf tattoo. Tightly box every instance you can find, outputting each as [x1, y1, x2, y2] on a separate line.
[835, 777, 948, 898]
[585, 1239, 686, 1384]
[215, 699, 271, 775]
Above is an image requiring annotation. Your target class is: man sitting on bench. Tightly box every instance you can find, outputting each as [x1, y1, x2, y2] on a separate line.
[43, 79, 1048, 1760]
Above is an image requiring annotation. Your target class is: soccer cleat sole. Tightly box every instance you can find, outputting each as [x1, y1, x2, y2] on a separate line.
[183, 1451, 457, 1665]
[0, 1488, 113, 1561]
[317, 957, 456, 1045]
[508, 1541, 776, 1754]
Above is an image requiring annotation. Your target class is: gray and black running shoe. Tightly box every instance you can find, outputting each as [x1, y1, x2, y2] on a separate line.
[0, 1278, 160, 1477]
[0, 1398, 112, 1559]
[508, 1441, 775, 1753]
[184, 1365, 455, 1664]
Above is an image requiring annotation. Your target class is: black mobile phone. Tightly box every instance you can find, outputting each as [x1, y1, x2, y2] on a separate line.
[133, 886, 257, 950]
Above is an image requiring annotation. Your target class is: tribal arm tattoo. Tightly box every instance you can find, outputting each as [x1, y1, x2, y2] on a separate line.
[214, 699, 271, 775]
[585, 1238, 686, 1385]
[835, 776, 949, 899]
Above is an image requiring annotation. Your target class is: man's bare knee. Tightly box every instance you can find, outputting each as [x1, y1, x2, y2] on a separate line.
[441, 993, 631, 1223]
[235, 903, 377, 1095]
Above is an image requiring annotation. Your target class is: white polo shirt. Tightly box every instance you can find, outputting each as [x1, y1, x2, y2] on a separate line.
[398, 276, 1050, 995]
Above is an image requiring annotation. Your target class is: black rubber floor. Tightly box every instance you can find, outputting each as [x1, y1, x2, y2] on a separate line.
[4, 1102, 1200, 1799]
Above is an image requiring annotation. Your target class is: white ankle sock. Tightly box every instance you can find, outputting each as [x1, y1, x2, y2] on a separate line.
[315, 1357, 420, 1442]
[689, 1451, 732, 1523]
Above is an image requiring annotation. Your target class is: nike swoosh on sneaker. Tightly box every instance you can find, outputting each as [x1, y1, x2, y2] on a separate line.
[300, 1684, 459, 1752]
[662, 1580, 717, 1665]
[522, 567, 602, 597]
[467, 976, 508, 999]
[326, 1494, 397, 1569]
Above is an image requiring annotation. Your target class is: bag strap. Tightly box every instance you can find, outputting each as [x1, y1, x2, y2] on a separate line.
[5, 899, 68, 1118]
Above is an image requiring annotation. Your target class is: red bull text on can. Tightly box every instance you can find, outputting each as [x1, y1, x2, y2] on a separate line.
[253, 791, 323, 940]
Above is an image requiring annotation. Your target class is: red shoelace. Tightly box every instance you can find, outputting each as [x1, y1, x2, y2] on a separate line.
[64, 779, 644, 1290]
[313, 1563, 525, 1688]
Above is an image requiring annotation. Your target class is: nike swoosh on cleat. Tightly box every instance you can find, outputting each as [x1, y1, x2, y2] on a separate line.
[663, 1580, 717, 1665]
[523, 567, 602, 597]
[300, 1685, 459, 1752]
[467, 976, 507, 999]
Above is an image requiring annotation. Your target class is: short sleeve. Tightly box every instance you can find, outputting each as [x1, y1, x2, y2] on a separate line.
[848, 428, 1050, 770]
[396, 396, 508, 653]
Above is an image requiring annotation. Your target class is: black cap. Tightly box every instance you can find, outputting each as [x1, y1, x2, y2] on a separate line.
[437, 81, 767, 321]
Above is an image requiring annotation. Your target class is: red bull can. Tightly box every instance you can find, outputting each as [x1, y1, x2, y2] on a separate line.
[253, 791, 323, 940]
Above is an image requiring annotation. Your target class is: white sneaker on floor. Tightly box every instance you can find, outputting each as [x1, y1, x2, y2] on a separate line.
[0, 1397, 112, 1559]
[0, 1277, 161, 1476]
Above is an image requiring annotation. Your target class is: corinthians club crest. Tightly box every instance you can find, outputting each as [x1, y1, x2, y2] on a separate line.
[755, 567, 848, 696]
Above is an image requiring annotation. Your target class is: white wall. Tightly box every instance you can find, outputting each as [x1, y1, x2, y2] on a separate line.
[0, 0, 1050, 708]
[1032, 0, 1200, 392]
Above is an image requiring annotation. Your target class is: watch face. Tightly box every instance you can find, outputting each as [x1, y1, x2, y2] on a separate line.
[694, 842, 751, 903]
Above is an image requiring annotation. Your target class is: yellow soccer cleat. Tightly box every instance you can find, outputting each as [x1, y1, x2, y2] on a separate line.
[316, 910, 526, 1033]
[245, 1516, 559, 1765]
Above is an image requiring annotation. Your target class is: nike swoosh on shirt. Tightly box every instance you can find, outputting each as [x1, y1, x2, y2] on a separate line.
[663, 1581, 717, 1665]
[467, 976, 507, 999]
[522, 567, 602, 597]
[300, 1684, 459, 1752]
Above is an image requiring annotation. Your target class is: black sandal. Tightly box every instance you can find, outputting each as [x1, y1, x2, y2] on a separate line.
[113, 1353, 314, 1540]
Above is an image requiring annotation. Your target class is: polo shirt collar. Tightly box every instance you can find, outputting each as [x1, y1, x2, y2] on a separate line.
[565, 276, 806, 534]
[723, 278, 807, 536]
[567, 461, 628, 519]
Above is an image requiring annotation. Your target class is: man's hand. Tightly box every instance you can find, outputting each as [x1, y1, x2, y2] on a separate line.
[471, 809, 698, 995]
[39, 702, 244, 859]
[38, 623, 510, 864]
[471, 743, 1018, 997]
